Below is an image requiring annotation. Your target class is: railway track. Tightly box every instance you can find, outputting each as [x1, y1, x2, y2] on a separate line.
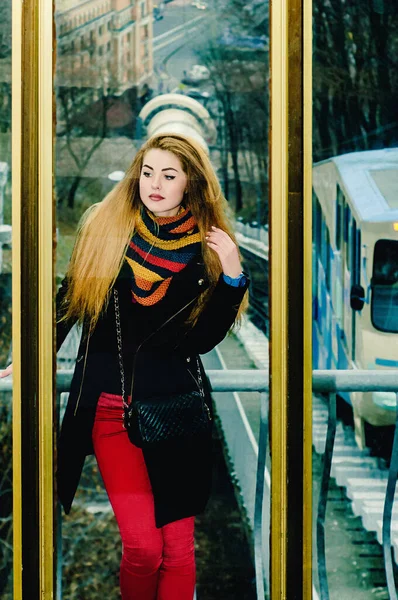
[240, 245, 269, 336]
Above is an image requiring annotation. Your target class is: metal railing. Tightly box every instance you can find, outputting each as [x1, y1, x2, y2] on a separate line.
[2, 368, 398, 599]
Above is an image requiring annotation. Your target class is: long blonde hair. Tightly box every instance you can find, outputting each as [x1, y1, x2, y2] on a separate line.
[61, 133, 248, 332]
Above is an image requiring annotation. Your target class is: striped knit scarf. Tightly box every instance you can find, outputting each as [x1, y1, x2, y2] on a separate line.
[126, 207, 201, 305]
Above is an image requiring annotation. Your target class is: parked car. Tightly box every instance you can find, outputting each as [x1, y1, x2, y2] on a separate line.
[185, 88, 211, 100]
[153, 7, 164, 20]
[192, 1, 208, 9]
[182, 65, 210, 85]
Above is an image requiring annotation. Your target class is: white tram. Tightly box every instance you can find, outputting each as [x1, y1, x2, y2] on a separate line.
[312, 148, 398, 447]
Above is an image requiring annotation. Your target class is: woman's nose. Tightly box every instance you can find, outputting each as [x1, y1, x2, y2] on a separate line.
[151, 178, 161, 189]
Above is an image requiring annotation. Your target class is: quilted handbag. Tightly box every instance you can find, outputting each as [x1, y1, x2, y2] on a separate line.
[124, 387, 212, 448]
[113, 289, 212, 449]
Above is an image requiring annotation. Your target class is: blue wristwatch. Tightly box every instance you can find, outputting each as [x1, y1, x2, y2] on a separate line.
[222, 272, 247, 287]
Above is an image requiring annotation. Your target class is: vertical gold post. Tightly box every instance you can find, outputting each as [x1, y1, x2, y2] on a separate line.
[270, 0, 312, 597]
[303, 0, 313, 595]
[12, 0, 23, 596]
[12, 0, 55, 596]
[269, 0, 289, 596]
[39, 0, 55, 596]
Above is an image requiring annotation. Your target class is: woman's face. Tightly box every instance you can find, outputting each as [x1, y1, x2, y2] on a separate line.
[139, 149, 188, 217]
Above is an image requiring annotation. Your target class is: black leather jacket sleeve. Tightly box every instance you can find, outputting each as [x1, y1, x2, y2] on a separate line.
[178, 273, 249, 355]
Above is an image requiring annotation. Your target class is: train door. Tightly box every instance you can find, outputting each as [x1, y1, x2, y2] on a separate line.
[335, 184, 346, 367]
[342, 202, 353, 362]
[351, 220, 361, 363]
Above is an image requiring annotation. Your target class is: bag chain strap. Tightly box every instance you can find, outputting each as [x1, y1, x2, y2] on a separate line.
[114, 290, 129, 419]
[113, 289, 204, 423]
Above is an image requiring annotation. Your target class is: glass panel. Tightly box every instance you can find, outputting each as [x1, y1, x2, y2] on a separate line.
[55, 0, 269, 597]
[0, 0, 12, 596]
[313, 1, 398, 596]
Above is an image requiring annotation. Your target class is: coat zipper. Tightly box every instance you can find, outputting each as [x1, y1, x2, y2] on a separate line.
[74, 331, 91, 416]
[128, 295, 199, 406]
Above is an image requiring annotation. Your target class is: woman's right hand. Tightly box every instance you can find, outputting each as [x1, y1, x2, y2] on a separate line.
[0, 364, 13, 378]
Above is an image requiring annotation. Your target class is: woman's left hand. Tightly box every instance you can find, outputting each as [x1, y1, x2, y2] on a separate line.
[205, 226, 242, 278]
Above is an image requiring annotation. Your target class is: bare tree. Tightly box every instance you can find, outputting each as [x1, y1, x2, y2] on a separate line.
[313, 0, 398, 160]
[194, 0, 269, 219]
[55, 29, 134, 209]
[199, 40, 268, 218]
[57, 84, 112, 208]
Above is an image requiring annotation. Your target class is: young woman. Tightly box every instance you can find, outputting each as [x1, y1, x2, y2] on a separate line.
[7, 133, 249, 600]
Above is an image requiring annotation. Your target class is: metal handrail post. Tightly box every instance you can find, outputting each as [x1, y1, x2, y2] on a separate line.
[254, 391, 269, 599]
[382, 392, 398, 600]
[316, 393, 336, 600]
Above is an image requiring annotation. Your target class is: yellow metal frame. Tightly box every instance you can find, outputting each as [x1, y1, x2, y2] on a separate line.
[38, 0, 55, 596]
[11, 0, 312, 596]
[270, 0, 289, 595]
[270, 0, 312, 597]
[12, 0, 54, 597]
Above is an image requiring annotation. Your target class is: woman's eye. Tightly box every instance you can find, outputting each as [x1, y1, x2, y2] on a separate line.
[143, 171, 151, 177]
[165, 175, 176, 180]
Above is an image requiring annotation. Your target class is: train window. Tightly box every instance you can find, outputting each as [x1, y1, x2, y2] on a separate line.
[320, 219, 327, 278]
[336, 184, 345, 251]
[345, 206, 351, 265]
[313, 193, 322, 306]
[314, 194, 322, 255]
[351, 219, 361, 285]
[371, 239, 398, 333]
[312, 191, 318, 298]
[325, 226, 331, 291]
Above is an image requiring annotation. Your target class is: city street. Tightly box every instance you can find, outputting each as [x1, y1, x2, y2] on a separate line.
[152, 0, 215, 94]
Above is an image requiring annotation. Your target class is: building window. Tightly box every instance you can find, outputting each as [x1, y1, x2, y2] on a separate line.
[141, 1, 146, 18]
[127, 52, 131, 62]
[107, 21, 112, 31]
[107, 41, 111, 52]
[127, 32, 131, 43]
[99, 25, 104, 36]
[99, 45, 104, 56]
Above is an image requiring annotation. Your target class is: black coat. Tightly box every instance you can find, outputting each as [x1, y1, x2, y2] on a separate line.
[56, 256, 249, 528]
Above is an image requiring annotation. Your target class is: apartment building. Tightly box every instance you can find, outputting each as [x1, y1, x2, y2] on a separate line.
[56, 0, 154, 94]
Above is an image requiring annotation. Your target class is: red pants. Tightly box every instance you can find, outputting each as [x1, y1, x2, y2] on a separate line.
[92, 392, 196, 600]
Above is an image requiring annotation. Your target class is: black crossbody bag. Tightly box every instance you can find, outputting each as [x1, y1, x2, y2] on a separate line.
[113, 289, 212, 449]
